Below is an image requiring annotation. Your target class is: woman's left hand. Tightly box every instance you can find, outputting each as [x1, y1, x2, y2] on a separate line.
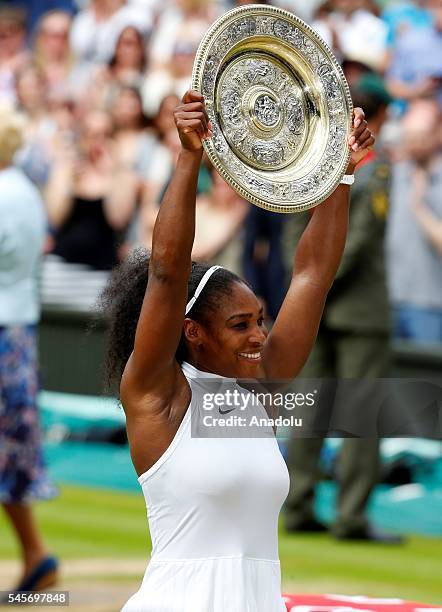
[347, 107, 375, 171]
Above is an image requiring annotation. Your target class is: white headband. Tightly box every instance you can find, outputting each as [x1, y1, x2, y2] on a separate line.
[185, 265, 222, 316]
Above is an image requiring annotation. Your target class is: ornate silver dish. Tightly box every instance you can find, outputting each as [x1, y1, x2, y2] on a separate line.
[192, 4, 353, 213]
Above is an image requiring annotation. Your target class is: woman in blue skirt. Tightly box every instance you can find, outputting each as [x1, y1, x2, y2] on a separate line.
[0, 108, 58, 594]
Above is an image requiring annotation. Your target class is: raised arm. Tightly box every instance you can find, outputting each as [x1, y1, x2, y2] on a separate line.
[413, 205, 442, 255]
[45, 154, 76, 229]
[103, 165, 140, 231]
[121, 91, 211, 404]
[262, 109, 375, 380]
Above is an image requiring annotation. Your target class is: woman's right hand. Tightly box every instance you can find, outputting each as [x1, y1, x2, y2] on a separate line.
[174, 90, 212, 152]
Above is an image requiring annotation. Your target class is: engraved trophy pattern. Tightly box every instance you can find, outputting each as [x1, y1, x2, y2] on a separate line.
[192, 6, 352, 213]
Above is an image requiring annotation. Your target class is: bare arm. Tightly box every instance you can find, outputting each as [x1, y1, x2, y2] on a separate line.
[262, 109, 375, 380]
[121, 91, 211, 404]
[386, 77, 438, 102]
[103, 166, 140, 230]
[409, 166, 442, 256]
[262, 182, 351, 380]
[412, 201, 442, 256]
[45, 158, 75, 228]
[192, 197, 247, 261]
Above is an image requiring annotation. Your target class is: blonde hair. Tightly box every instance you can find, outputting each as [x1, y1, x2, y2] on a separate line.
[0, 105, 26, 166]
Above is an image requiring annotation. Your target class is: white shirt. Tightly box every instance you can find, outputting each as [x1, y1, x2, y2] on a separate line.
[70, 4, 152, 64]
[313, 9, 388, 70]
[122, 362, 289, 611]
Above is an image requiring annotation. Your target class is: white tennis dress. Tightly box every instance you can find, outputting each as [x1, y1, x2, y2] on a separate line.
[122, 362, 290, 612]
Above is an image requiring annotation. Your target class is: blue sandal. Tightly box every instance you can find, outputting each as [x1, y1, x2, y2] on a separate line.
[0, 557, 58, 606]
[15, 556, 59, 592]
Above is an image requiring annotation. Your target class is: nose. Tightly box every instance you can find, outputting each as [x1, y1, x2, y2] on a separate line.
[248, 324, 267, 347]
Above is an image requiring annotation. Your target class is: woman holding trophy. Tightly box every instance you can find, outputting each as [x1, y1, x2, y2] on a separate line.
[98, 5, 373, 611]
[98, 82, 374, 610]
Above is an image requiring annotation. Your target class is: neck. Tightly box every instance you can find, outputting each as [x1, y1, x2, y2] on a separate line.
[182, 359, 228, 380]
[116, 125, 138, 134]
[415, 155, 439, 172]
[115, 62, 140, 72]
[25, 105, 45, 120]
[186, 354, 206, 372]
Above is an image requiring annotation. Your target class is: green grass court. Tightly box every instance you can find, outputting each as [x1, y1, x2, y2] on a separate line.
[1, 485, 441, 605]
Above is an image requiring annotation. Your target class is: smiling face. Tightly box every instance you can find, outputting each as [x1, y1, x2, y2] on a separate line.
[36, 12, 71, 61]
[114, 26, 145, 69]
[183, 281, 268, 379]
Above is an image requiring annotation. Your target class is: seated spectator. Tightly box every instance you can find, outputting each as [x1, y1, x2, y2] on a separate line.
[70, 0, 151, 65]
[387, 98, 442, 343]
[0, 7, 29, 106]
[111, 85, 154, 175]
[107, 24, 148, 89]
[88, 24, 149, 112]
[386, 0, 442, 108]
[42, 109, 139, 310]
[32, 10, 73, 99]
[312, 0, 389, 73]
[111, 85, 155, 247]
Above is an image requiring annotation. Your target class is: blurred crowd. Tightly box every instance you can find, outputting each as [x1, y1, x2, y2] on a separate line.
[1, 0, 442, 342]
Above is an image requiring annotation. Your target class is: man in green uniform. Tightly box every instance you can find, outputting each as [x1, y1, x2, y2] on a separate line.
[284, 75, 402, 542]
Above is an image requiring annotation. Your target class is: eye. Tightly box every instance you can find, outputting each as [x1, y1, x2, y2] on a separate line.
[233, 322, 247, 330]
[258, 317, 264, 327]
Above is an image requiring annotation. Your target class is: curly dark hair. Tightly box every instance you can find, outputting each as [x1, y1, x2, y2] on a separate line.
[98, 248, 245, 394]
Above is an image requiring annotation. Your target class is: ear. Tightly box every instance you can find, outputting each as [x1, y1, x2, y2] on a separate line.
[183, 318, 205, 348]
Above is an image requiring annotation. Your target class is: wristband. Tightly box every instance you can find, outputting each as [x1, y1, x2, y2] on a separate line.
[340, 174, 355, 186]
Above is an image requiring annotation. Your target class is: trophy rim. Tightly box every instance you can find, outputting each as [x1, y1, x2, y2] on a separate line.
[191, 4, 353, 214]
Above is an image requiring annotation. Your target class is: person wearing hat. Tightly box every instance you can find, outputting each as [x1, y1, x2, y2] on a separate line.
[283, 75, 403, 542]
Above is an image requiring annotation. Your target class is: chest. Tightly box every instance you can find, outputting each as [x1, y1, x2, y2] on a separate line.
[168, 432, 289, 513]
[75, 168, 110, 199]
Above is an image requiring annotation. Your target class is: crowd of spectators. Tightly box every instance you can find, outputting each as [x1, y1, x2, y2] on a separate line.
[1, 0, 441, 342]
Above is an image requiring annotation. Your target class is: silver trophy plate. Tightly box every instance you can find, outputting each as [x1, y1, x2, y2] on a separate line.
[192, 4, 353, 213]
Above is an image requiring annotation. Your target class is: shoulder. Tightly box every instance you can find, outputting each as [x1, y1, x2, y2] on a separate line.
[0, 167, 43, 201]
[397, 25, 433, 50]
[121, 361, 192, 475]
[121, 357, 190, 418]
[71, 9, 93, 28]
[353, 9, 386, 29]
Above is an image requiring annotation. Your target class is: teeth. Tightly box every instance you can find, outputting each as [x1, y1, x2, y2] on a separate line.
[239, 352, 261, 360]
